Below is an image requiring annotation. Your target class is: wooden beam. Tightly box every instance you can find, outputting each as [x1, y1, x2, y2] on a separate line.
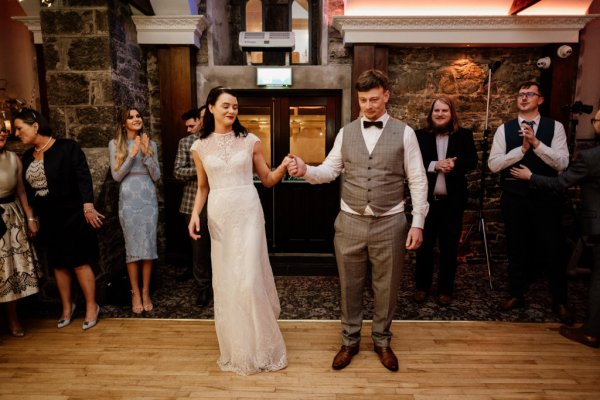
[127, 0, 154, 16]
[351, 45, 389, 120]
[509, 0, 542, 15]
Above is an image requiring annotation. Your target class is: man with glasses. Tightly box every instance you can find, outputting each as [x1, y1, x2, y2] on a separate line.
[488, 81, 572, 324]
[509, 107, 600, 348]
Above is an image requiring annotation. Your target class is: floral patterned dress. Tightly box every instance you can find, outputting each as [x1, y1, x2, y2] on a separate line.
[0, 150, 40, 303]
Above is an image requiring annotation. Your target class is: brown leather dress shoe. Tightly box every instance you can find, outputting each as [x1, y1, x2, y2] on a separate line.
[373, 345, 399, 372]
[499, 296, 524, 311]
[332, 345, 359, 370]
[437, 294, 453, 307]
[413, 290, 428, 303]
[559, 326, 599, 348]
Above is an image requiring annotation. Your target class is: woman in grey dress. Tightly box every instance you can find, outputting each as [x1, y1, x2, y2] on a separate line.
[109, 107, 160, 314]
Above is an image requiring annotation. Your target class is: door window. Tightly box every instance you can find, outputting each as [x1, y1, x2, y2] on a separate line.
[238, 106, 271, 168]
[289, 106, 326, 165]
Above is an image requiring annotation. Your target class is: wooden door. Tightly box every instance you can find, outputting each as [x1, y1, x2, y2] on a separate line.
[237, 90, 341, 254]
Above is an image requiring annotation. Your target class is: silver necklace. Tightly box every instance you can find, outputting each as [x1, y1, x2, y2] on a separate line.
[34, 137, 53, 153]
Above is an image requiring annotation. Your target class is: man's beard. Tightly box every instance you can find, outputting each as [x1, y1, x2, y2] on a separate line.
[433, 121, 450, 133]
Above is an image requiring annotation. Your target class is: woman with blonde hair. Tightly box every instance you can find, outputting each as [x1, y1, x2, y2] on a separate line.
[109, 107, 160, 314]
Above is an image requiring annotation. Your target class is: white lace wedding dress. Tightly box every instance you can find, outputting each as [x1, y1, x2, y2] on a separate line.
[191, 132, 288, 376]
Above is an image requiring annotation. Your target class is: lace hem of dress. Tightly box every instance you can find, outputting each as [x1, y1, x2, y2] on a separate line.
[217, 355, 288, 376]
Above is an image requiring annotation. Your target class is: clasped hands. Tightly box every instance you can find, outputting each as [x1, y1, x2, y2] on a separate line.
[435, 157, 457, 174]
[286, 154, 307, 177]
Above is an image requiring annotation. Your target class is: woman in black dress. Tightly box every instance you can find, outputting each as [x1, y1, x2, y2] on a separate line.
[14, 108, 103, 330]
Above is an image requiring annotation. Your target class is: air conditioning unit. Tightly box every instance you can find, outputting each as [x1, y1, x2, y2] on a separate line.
[239, 31, 295, 52]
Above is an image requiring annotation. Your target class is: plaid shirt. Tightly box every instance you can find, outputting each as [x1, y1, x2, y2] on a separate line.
[173, 133, 201, 214]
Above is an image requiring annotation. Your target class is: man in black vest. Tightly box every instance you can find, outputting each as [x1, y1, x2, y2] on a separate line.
[414, 96, 478, 306]
[510, 108, 600, 348]
[488, 81, 572, 324]
[287, 69, 429, 371]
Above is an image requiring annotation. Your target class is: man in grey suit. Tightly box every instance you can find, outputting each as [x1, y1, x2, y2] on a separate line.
[511, 108, 600, 348]
[174, 106, 212, 306]
[288, 69, 429, 371]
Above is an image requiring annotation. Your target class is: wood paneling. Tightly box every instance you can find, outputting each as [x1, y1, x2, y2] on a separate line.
[126, 0, 155, 16]
[2, 319, 599, 399]
[351, 45, 389, 120]
[509, 0, 542, 15]
[539, 43, 580, 154]
[157, 46, 197, 264]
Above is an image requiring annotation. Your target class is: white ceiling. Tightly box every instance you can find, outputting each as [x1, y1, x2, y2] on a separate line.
[15, 0, 595, 17]
[15, 0, 197, 16]
[343, 0, 594, 16]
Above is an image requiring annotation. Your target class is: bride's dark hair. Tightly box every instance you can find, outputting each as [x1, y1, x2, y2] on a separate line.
[200, 86, 248, 139]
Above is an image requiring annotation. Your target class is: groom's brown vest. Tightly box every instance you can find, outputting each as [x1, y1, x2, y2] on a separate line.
[341, 118, 406, 217]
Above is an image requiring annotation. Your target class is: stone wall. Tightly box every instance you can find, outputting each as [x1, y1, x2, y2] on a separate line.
[324, 0, 351, 65]
[143, 46, 167, 263]
[37, 0, 154, 302]
[385, 47, 546, 264]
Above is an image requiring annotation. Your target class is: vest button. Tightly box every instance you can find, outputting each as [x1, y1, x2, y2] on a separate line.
[367, 167, 371, 170]
[367, 189, 371, 192]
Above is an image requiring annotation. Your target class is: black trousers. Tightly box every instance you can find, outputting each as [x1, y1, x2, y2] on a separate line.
[415, 197, 464, 296]
[184, 207, 212, 292]
[500, 191, 567, 304]
[583, 237, 600, 336]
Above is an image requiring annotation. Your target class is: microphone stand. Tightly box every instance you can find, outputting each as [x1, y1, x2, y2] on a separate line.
[478, 65, 494, 290]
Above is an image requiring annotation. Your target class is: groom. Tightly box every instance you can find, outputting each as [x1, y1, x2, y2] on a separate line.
[288, 69, 428, 371]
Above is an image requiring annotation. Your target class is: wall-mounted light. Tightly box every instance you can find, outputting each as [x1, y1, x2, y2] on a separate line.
[536, 57, 551, 69]
[557, 45, 573, 58]
[41, 0, 55, 7]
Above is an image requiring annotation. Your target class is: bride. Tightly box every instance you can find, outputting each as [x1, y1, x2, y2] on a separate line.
[188, 86, 290, 375]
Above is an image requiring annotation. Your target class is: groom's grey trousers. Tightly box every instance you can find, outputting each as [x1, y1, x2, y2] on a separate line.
[334, 210, 408, 347]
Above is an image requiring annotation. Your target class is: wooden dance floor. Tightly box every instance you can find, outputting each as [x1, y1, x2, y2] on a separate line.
[1, 319, 599, 399]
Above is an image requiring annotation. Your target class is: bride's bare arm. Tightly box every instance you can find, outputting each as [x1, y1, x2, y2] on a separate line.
[253, 141, 291, 188]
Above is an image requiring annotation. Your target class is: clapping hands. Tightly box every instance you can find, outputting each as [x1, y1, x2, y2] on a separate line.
[519, 123, 539, 152]
[140, 133, 150, 156]
[131, 135, 141, 158]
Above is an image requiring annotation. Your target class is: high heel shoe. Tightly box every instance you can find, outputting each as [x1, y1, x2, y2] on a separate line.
[82, 304, 100, 331]
[142, 294, 153, 312]
[57, 303, 76, 329]
[9, 326, 25, 337]
[131, 291, 143, 314]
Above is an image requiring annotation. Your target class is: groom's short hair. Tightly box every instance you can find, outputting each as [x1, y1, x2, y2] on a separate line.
[355, 69, 390, 92]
